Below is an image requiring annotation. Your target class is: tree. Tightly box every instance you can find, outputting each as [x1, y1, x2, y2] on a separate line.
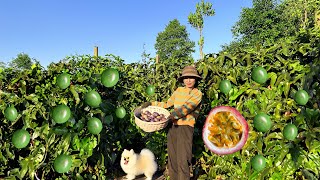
[231, 0, 282, 48]
[0, 61, 6, 69]
[279, 0, 320, 30]
[188, 0, 215, 60]
[155, 19, 195, 62]
[141, 43, 153, 65]
[222, 0, 320, 52]
[9, 53, 35, 70]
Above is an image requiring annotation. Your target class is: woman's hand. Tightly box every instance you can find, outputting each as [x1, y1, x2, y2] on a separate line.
[134, 107, 142, 116]
[141, 102, 151, 108]
[167, 114, 177, 123]
[167, 114, 174, 120]
[135, 102, 151, 116]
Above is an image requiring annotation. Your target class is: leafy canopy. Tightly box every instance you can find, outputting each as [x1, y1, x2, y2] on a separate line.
[222, 0, 320, 52]
[9, 53, 36, 70]
[155, 19, 195, 61]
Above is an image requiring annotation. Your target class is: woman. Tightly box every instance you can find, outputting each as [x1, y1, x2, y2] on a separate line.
[140, 65, 203, 180]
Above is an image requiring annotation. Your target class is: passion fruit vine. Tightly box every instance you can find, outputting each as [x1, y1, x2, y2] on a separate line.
[202, 106, 249, 155]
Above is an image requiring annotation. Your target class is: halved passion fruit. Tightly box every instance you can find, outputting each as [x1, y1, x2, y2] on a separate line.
[202, 106, 249, 155]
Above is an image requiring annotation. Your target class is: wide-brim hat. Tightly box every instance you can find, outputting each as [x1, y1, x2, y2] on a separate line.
[177, 65, 202, 83]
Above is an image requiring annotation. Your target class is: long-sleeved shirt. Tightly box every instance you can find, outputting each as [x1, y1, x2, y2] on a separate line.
[151, 87, 202, 127]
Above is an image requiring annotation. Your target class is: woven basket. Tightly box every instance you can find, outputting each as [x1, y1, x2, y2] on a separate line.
[134, 106, 170, 132]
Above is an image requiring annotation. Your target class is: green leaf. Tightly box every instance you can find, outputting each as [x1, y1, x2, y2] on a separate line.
[244, 99, 258, 115]
[259, 167, 271, 179]
[264, 132, 282, 143]
[60, 133, 71, 153]
[76, 172, 85, 180]
[70, 85, 80, 105]
[268, 72, 277, 88]
[229, 86, 248, 101]
[274, 144, 290, 166]
[24, 93, 39, 103]
[283, 82, 290, 98]
[6, 145, 15, 160]
[73, 159, 83, 168]
[302, 169, 317, 180]
[19, 158, 29, 179]
[248, 171, 259, 180]
[53, 127, 68, 135]
[72, 135, 80, 151]
[309, 140, 320, 153]
[281, 155, 297, 176]
[269, 172, 283, 180]
[47, 133, 56, 146]
[226, 75, 237, 85]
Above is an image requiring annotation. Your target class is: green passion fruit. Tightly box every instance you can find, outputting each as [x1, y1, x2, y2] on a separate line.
[87, 117, 103, 135]
[101, 68, 119, 87]
[219, 80, 232, 94]
[56, 73, 71, 89]
[294, 90, 309, 106]
[52, 104, 71, 124]
[12, 129, 30, 149]
[283, 123, 298, 141]
[85, 90, 102, 108]
[251, 154, 266, 172]
[115, 107, 126, 119]
[53, 154, 73, 173]
[202, 106, 249, 155]
[146, 85, 155, 96]
[252, 66, 268, 84]
[4, 106, 18, 121]
[253, 113, 272, 132]
[104, 114, 113, 125]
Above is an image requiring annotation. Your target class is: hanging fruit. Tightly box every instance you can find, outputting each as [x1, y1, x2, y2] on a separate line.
[253, 113, 272, 132]
[146, 85, 155, 96]
[53, 154, 73, 173]
[251, 66, 268, 84]
[87, 117, 103, 135]
[251, 154, 266, 172]
[52, 104, 71, 124]
[12, 129, 30, 149]
[85, 90, 102, 108]
[56, 72, 71, 89]
[294, 90, 309, 106]
[115, 107, 126, 119]
[101, 68, 119, 87]
[4, 106, 18, 122]
[219, 79, 232, 94]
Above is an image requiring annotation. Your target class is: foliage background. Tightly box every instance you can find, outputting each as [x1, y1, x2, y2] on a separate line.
[1, 0, 320, 179]
[0, 27, 319, 180]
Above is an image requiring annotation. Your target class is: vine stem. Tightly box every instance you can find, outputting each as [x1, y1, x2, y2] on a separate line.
[35, 172, 40, 180]
[154, 57, 158, 102]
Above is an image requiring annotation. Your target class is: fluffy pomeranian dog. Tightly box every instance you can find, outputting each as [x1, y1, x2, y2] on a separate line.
[120, 148, 157, 180]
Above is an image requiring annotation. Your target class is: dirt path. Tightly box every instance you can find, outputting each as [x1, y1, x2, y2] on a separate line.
[115, 169, 200, 180]
[114, 165, 200, 180]
[115, 171, 166, 180]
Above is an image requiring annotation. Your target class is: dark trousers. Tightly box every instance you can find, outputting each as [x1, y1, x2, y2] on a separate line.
[167, 124, 194, 180]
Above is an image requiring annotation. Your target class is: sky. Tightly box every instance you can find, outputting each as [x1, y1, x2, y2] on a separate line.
[0, 0, 253, 68]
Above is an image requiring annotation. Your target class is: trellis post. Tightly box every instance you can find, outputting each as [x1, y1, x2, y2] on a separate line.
[94, 46, 99, 57]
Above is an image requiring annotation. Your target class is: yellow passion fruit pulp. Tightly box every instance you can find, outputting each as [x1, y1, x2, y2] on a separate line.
[203, 106, 249, 155]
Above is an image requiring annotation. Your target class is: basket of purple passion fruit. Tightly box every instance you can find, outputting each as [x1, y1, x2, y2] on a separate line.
[134, 106, 171, 132]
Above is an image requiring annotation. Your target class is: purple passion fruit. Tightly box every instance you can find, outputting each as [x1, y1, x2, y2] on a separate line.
[202, 106, 249, 155]
[140, 110, 167, 122]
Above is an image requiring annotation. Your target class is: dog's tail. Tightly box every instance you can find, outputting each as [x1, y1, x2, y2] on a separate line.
[140, 148, 158, 173]
[140, 148, 156, 161]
